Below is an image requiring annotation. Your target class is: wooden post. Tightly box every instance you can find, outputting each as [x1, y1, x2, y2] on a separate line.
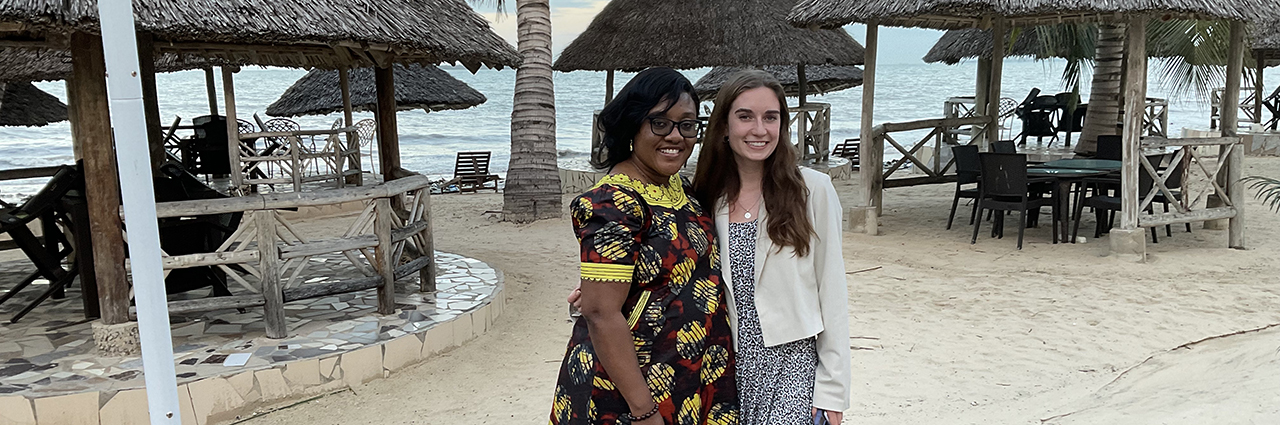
[69, 32, 129, 325]
[135, 33, 164, 172]
[222, 67, 243, 189]
[1119, 17, 1148, 231]
[419, 194, 436, 293]
[373, 198, 396, 314]
[859, 22, 881, 234]
[605, 70, 615, 104]
[973, 56, 992, 146]
[255, 210, 286, 338]
[1226, 21, 1246, 249]
[1254, 50, 1265, 126]
[374, 66, 401, 183]
[986, 18, 1007, 145]
[65, 80, 83, 160]
[340, 68, 362, 186]
[797, 63, 808, 107]
[204, 67, 218, 116]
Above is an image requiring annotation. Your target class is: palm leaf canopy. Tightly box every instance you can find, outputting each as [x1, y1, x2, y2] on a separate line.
[0, 0, 519, 70]
[0, 81, 67, 127]
[694, 65, 863, 100]
[788, 0, 1280, 30]
[553, 0, 864, 72]
[266, 64, 486, 117]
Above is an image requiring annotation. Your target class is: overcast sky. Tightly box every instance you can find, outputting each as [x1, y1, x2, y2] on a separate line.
[478, 0, 949, 66]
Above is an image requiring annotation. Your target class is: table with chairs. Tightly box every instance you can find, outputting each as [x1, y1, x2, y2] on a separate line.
[948, 142, 1188, 249]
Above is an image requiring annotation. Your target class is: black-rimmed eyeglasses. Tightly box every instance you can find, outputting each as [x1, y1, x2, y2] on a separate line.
[648, 117, 702, 138]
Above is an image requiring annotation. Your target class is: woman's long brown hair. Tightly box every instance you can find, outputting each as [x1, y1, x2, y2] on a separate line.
[693, 70, 814, 257]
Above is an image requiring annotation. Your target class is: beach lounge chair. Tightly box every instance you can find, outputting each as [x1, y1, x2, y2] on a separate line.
[0, 164, 83, 323]
[832, 138, 860, 167]
[446, 151, 501, 193]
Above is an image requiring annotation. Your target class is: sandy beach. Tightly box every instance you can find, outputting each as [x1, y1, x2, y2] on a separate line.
[241, 156, 1280, 425]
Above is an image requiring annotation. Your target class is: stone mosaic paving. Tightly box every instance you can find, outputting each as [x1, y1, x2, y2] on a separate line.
[0, 251, 500, 398]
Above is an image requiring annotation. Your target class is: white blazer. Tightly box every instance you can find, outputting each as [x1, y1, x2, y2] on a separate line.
[714, 167, 852, 411]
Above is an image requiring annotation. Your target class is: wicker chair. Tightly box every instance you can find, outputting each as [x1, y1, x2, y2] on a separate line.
[356, 119, 378, 174]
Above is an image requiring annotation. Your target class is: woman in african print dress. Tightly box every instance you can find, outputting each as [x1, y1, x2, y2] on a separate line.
[550, 67, 740, 425]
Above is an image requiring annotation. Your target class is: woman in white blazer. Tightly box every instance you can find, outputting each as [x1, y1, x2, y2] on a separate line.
[691, 70, 851, 425]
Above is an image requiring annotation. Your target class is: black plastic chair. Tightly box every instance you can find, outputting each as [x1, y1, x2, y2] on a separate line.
[1095, 135, 1123, 161]
[181, 115, 232, 176]
[154, 163, 242, 296]
[991, 140, 1017, 153]
[0, 165, 83, 322]
[972, 153, 1055, 249]
[1071, 154, 1166, 243]
[1015, 92, 1060, 145]
[947, 145, 981, 230]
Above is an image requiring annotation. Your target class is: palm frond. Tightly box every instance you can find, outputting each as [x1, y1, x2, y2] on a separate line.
[1148, 19, 1232, 102]
[1241, 176, 1280, 213]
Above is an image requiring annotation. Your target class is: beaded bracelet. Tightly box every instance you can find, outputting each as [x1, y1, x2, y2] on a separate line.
[623, 403, 660, 422]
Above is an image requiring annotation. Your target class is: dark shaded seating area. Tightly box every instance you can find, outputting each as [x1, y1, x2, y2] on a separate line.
[0, 165, 83, 322]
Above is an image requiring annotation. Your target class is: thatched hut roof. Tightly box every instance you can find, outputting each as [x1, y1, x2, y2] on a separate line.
[922, 28, 1078, 65]
[265, 64, 486, 117]
[694, 65, 863, 100]
[0, 81, 67, 126]
[553, 0, 863, 72]
[0, 0, 519, 70]
[788, 0, 1280, 30]
[1255, 21, 1280, 67]
[0, 47, 226, 82]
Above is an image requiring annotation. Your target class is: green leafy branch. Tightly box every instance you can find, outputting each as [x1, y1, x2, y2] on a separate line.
[1241, 176, 1280, 213]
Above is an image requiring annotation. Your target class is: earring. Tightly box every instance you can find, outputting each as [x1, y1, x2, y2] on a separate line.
[628, 139, 633, 151]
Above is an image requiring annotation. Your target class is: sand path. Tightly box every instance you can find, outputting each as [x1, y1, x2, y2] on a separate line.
[243, 157, 1280, 425]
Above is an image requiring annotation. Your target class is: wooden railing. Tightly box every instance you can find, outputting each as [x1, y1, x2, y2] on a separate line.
[792, 102, 832, 162]
[236, 127, 363, 192]
[1210, 87, 1260, 129]
[153, 175, 435, 338]
[1142, 98, 1170, 138]
[1135, 137, 1242, 229]
[869, 115, 993, 188]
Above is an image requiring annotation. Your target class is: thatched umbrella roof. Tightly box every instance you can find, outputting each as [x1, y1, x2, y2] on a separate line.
[788, 0, 1280, 30]
[0, 0, 519, 70]
[0, 81, 67, 127]
[265, 64, 486, 117]
[0, 47, 226, 82]
[553, 0, 864, 72]
[1255, 21, 1280, 67]
[694, 65, 863, 100]
[923, 28, 1077, 65]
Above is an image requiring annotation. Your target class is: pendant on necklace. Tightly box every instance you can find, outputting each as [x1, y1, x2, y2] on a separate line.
[744, 211, 752, 219]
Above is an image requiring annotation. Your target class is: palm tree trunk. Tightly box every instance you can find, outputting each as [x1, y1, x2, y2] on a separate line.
[503, 0, 562, 222]
[1076, 22, 1126, 155]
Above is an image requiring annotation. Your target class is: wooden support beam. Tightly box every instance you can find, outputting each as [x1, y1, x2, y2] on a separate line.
[135, 33, 164, 172]
[1226, 21, 1246, 249]
[69, 31, 129, 325]
[1140, 136, 1240, 149]
[797, 63, 808, 107]
[1119, 17, 1147, 231]
[167, 295, 263, 315]
[204, 67, 219, 116]
[374, 199, 396, 314]
[605, 70, 615, 104]
[986, 17, 1006, 145]
[1255, 50, 1265, 124]
[255, 210, 286, 338]
[1138, 206, 1236, 228]
[859, 22, 881, 233]
[340, 67, 361, 185]
[374, 66, 401, 183]
[282, 276, 381, 303]
[973, 55, 992, 145]
[222, 67, 243, 188]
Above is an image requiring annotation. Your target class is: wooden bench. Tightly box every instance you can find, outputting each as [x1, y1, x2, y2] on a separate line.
[831, 139, 860, 167]
[448, 151, 501, 192]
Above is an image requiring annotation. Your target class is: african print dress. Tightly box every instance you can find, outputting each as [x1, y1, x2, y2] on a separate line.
[551, 173, 740, 425]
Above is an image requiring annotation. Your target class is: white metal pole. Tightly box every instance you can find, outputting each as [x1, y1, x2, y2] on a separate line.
[95, 1, 182, 424]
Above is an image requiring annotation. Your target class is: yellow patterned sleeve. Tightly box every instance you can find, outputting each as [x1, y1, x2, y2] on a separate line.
[571, 186, 645, 283]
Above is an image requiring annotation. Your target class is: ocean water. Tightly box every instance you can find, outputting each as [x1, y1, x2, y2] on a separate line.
[1, 59, 1270, 201]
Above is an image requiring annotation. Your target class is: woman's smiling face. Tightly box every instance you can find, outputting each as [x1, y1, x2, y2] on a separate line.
[630, 92, 699, 179]
[726, 86, 782, 165]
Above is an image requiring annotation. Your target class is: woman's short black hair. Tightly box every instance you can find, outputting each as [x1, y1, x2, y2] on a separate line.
[593, 67, 699, 169]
